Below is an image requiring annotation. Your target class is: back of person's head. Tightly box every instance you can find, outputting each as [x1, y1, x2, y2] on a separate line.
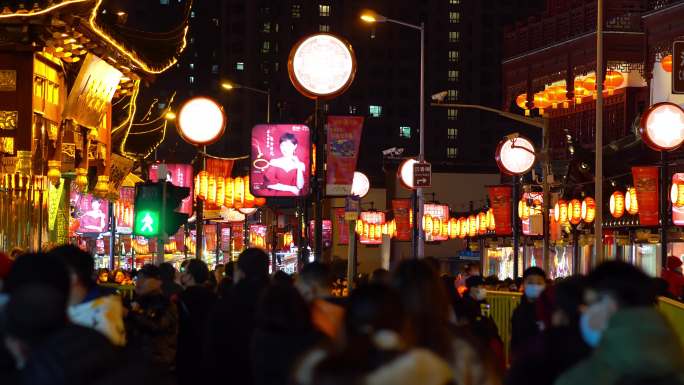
[345, 283, 404, 338]
[159, 262, 176, 282]
[3, 284, 68, 348]
[237, 248, 269, 281]
[185, 259, 210, 285]
[138, 264, 161, 280]
[551, 275, 587, 326]
[272, 270, 293, 285]
[3, 252, 70, 296]
[465, 275, 484, 289]
[256, 282, 312, 333]
[523, 266, 546, 281]
[587, 261, 656, 307]
[370, 268, 390, 285]
[299, 261, 332, 288]
[49, 245, 95, 289]
[392, 259, 453, 358]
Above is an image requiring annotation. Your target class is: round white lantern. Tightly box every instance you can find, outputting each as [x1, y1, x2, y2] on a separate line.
[177, 97, 226, 146]
[639, 102, 684, 151]
[495, 135, 536, 175]
[351, 172, 370, 198]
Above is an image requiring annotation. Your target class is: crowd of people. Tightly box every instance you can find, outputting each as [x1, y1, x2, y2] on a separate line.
[0, 246, 682, 385]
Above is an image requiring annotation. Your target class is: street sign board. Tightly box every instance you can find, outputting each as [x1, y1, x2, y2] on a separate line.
[673, 41, 684, 94]
[413, 161, 432, 188]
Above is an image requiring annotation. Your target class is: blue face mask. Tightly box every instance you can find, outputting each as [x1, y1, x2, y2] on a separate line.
[580, 310, 602, 348]
[524, 284, 545, 299]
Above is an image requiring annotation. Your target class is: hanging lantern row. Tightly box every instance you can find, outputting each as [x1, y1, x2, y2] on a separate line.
[625, 187, 639, 215]
[194, 172, 266, 209]
[610, 191, 625, 219]
[553, 197, 596, 224]
[518, 198, 542, 219]
[446, 209, 496, 239]
[516, 71, 625, 115]
[581, 197, 596, 223]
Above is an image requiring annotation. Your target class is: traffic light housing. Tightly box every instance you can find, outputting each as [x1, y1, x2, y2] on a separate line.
[133, 181, 190, 238]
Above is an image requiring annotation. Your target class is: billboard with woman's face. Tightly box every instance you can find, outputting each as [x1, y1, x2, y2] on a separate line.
[251, 124, 311, 197]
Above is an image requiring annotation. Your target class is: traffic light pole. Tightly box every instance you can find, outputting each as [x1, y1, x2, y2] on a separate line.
[195, 147, 206, 260]
[156, 180, 167, 265]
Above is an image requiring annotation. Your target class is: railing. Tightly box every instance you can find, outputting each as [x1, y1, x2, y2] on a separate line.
[489, 290, 684, 363]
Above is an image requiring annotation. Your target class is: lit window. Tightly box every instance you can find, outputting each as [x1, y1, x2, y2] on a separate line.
[262, 41, 271, 54]
[319, 24, 330, 32]
[190, 10, 196, 18]
[447, 109, 457, 120]
[189, 63, 195, 70]
[236, 62, 244, 71]
[292, 4, 301, 18]
[263, 22, 271, 33]
[448, 89, 458, 101]
[190, 37, 195, 45]
[448, 31, 460, 42]
[447, 128, 458, 140]
[447, 147, 458, 158]
[449, 12, 460, 23]
[448, 70, 459, 81]
[211, 64, 219, 74]
[188, 76, 195, 84]
[349, 105, 357, 114]
[369, 105, 382, 118]
[448, 50, 459, 62]
[160, 0, 169, 4]
[399, 126, 411, 138]
[450, 0, 460, 4]
[212, 18, 219, 27]
[274, 62, 279, 72]
[319, 4, 330, 16]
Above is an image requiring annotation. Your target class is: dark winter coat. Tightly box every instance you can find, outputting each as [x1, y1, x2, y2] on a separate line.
[251, 328, 325, 385]
[176, 285, 216, 385]
[125, 293, 178, 370]
[510, 296, 541, 358]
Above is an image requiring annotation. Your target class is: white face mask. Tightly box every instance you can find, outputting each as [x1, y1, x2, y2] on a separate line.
[472, 287, 487, 301]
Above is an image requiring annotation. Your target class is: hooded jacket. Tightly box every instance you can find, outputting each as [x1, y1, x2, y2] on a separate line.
[555, 307, 684, 385]
[68, 288, 126, 346]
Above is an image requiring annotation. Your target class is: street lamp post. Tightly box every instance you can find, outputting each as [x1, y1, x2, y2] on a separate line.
[431, 102, 551, 273]
[361, 10, 426, 258]
[222, 82, 271, 123]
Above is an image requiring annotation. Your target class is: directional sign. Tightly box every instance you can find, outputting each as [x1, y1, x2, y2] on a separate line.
[674, 41, 684, 94]
[413, 161, 432, 188]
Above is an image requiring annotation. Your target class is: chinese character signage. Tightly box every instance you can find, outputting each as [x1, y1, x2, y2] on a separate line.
[487, 185, 513, 235]
[392, 199, 412, 241]
[632, 166, 659, 226]
[423, 203, 449, 242]
[325, 116, 364, 196]
[333, 207, 349, 245]
[673, 41, 684, 94]
[309, 220, 333, 248]
[251, 124, 311, 197]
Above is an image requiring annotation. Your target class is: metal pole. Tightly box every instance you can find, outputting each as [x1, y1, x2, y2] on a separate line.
[594, 0, 604, 265]
[661, 151, 668, 269]
[542, 117, 551, 273]
[109, 200, 116, 270]
[417, 22, 425, 259]
[266, 90, 271, 124]
[195, 147, 206, 260]
[157, 181, 167, 265]
[314, 99, 323, 260]
[513, 179, 520, 278]
[244, 216, 249, 250]
[215, 222, 220, 266]
[346, 204, 359, 291]
[412, 189, 419, 258]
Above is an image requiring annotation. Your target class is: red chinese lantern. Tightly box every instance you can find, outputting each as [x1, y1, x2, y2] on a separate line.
[516, 93, 530, 116]
[423, 215, 433, 235]
[244, 176, 255, 208]
[224, 177, 234, 207]
[569, 199, 582, 225]
[625, 187, 639, 215]
[581, 197, 596, 223]
[610, 191, 625, 218]
[573, 77, 587, 104]
[546, 85, 567, 109]
[518, 199, 529, 219]
[662, 55, 673, 73]
[671, 181, 684, 207]
[604, 70, 624, 95]
[449, 218, 459, 239]
[534, 91, 551, 115]
[459, 217, 468, 239]
[554, 200, 568, 224]
[432, 217, 441, 237]
[478, 211, 487, 234]
[583, 74, 597, 98]
[487, 208, 496, 231]
[468, 215, 477, 237]
[216, 177, 225, 207]
[233, 176, 245, 208]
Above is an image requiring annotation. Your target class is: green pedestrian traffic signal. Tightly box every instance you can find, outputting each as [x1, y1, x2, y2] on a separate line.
[134, 209, 160, 237]
[133, 180, 190, 238]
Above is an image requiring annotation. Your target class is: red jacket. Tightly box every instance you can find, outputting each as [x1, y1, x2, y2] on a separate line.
[662, 269, 684, 299]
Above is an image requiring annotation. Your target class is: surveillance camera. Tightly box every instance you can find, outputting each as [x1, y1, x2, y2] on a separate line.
[431, 91, 448, 103]
[382, 147, 398, 156]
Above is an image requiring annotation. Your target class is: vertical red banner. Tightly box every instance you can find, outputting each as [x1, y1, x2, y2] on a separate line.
[326, 116, 364, 196]
[487, 185, 513, 235]
[334, 208, 349, 245]
[632, 167, 659, 226]
[673, 173, 684, 226]
[392, 199, 412, 241]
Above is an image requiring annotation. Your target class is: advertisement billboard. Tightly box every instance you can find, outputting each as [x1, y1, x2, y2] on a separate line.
[423, 203, 449, 242]
[251, 124, 311, 197]
[309, 220, 333, 248]
[325, 116, 364, 196]
[70, 190, 109, 234]
[149, 163, 194, 214]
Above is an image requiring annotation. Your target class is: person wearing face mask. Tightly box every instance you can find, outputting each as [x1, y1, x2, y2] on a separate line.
[511, 267, 547, 359]
[661, 256, 684, 300]
[555, 261, 684, 385]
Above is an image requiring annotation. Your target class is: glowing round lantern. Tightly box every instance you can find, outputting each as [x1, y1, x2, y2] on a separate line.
[423, 215, 433, 235]
[355, 219, 364, 234]
[432, 217, 441, 237]
[639, 102, 684, 151]
[516, 93, 530, 116]
[569, 199, 582, 225]
[468, 215, 477, 237]
[661, 55, 673, 73]
[573, 77, 587, 104]
[583, 75, 597, 99]
[449, 218, 459, 239]
[495, 135, 536, 175]
[216, 177, 225, 207]
[625, 187, 639, 215]
[554, 200, 568, 223]
[199, 171, 208, 200]
[441, 222, 448, 238]
[244, 176, 256, 208]
[177, 97, 226, 146]
[533, 91, 551, 115]
[224, 177, 234, 207]
[398, 158, 418, 189]
[478, 212, 487, 234]
[581, 197, 596, 223]
[670, 181, 684, 207]
[351, 172, 370, 198]
[609, 191, 625, 219]
[487, 208, 496, 231]
[604, 70, 624, 95]
[459, 217, 468, 239]
[547, 85, 567, 109]
[518, 199, 529, 219]
[233, 176, 245, 208]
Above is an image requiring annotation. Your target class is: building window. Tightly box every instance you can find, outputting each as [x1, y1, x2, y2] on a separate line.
[263, 22, 271, 33]
[319, 4, 330, 16]
[447, 147, 458, 158]
[188, 76, 195, 84]
[262, 41, 271, 54]
[448, 50, 459, 62]
[447, 128, 458, 140]
[236, 62, 244, 71]
[450, 0, 460, 4]
[190, 10, 196, 18]
[211, 64, 219, 74]
[189, 63, 195, 70]
[448, 89, 458, 101]
[399, 126, 411, 138]
[448, 31, 460, 42]
[448, 70, 459, 81]
[369, 105, 382, 118]
[319, 24, 330, 32]
[292, 4, 301, 18]
[449, 12, 460, 23]
[189, 37, 195, 45]
[160, 0, 169, 4]
[275, 62, 279, 72]
[349, 105, 357, 114]
[212, 18, 219, 27]
[447, 109, 457, 120]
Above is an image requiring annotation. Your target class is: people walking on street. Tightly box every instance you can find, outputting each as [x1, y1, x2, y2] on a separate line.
[204, 248, 270, 385]
[176, 259, 215, 385]
[125, 264, 178, 377]
[295, 261, 346, 341]
[555, 261, 684, 385]
[662, 256, 684, 300]
[511, 267, 547, 358]
[49, 245, 126, 346]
